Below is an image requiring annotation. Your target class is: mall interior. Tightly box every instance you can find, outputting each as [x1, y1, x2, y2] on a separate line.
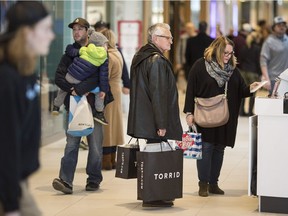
[1, 0, 288, 215]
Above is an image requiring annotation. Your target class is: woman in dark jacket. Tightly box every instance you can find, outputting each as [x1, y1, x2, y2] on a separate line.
[184, 36, 259, 197]
[0, 2, 54, 215]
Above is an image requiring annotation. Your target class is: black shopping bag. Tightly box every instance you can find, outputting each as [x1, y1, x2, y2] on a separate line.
[115, 144, 139, 179]
[137, 149, 183, 201]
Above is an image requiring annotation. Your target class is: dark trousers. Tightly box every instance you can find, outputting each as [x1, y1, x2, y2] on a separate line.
[197, 142, 225, 184]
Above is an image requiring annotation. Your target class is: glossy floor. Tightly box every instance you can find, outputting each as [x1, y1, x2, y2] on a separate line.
[30, 91, 279, 216]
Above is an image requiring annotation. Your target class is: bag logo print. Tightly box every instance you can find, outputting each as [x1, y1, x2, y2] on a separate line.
[154, 172, 181, 180]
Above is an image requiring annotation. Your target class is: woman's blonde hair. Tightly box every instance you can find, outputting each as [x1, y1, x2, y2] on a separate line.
[204, 36, 237, 69]
[99, 29, 116, 49]
[0, 27, 36, 76]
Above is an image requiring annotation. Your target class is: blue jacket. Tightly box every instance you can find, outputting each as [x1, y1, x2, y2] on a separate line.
[55, 43, 112, 110]
[68, 57, 109, 93]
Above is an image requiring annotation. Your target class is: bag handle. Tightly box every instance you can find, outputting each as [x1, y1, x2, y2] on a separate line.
[160, 141, 173, 151]
[188, 124, 198, 133]
[128, 137, 139, 144]
[224, 82, 228, 97]
[124, 137, 139, 148]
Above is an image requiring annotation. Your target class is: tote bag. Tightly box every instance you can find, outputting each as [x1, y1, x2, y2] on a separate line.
[67, 95, 94, 137]
[176, 125, 202, 159]
[115, 138, 139, 179]
[137, 143, 183, 202]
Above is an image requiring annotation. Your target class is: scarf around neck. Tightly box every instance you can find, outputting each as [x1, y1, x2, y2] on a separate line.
[205, 59, 234, 87]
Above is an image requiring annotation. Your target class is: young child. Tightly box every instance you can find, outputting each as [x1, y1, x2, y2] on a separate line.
[52, 31, 110, 125]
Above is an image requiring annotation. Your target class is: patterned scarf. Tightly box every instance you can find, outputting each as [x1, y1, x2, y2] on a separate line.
[205, 59, 234, 87]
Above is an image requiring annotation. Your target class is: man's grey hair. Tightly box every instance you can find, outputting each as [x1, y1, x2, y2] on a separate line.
[147, 23, 170, 43]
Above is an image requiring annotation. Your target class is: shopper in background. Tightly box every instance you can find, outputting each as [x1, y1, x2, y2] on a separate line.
[100, 29, 124, 170]
[0, 1, 54, 215]
[232, 23, 253, 116]
[184, 36, 259, 197]
[240, 28, 263, 116]
[175, 22, 196, 81]
[260, 16, 288, 94]
[128, 23, 182, 207]
[185, 21, 214, 80]
[94, 21, 130, 168]
[94, 21, 130, 93]
[52, 17, 104, 194]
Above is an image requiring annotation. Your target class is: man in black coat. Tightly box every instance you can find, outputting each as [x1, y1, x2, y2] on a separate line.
[185, 21, 214, 80]
[127, 23, 183, 207]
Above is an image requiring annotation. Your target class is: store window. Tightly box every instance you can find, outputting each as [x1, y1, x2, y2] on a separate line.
[152, 0, 164, 24]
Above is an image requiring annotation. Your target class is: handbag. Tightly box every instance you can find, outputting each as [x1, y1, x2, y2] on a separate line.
[115, 138, 139, 179]
[194, 82, 229, 128]
[67, 95, 94, 137]
[137, 142, 183, 202]
[176, 125, 202, 159]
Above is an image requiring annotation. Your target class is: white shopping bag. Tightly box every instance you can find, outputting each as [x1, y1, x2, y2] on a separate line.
[67, 95, 94, 137]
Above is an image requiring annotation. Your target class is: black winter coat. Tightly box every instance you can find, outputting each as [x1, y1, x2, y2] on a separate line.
[0, 63, 40, 212]
[185, 33, 214, 69]
[127, 43, 182, 141]
[184, 58, 252, 147]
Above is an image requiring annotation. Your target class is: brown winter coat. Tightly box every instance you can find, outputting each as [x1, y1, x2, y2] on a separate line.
[103, 48, 124, 147]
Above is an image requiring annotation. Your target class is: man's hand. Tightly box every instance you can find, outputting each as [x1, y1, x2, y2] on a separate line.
[157, 129, 166, 137]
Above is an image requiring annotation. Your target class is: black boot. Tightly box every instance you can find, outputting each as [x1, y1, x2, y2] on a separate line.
[209, 184, 225, 195]
[198, 181, 209, 197]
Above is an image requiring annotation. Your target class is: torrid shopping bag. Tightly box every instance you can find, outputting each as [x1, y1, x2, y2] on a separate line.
[115, 142, 139, 179]
[136, 148, 183, 202]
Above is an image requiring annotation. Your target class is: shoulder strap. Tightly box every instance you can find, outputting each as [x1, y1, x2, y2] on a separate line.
[224, 82, 228, 96]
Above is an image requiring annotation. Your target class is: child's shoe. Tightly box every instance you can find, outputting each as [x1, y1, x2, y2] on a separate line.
[52, 105, 60, 116]
[94, 111, 108, 126]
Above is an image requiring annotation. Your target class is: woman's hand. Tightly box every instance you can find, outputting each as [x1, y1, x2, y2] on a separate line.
[249, 82, 261, 92]
[186, 113, 194, 127]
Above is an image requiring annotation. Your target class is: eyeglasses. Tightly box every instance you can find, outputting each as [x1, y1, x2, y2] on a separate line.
[224, 51, 234, 57]
[155, 35, 173, 40]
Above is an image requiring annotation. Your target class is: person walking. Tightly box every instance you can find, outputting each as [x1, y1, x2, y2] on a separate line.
[127, 23, 182, 207]
[185, 21, 214, 80]
[232, 23, 253, 116]
[0, 1, 54, 215]
[99, 29, 124, 170]
[52, 17, 104, 194]
[184, 36, 260, 197]
[175, 22, 196, 82]
[260, 16, 288, 94]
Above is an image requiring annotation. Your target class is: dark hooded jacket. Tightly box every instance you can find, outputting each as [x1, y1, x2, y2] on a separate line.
[127, 43, 182, 141]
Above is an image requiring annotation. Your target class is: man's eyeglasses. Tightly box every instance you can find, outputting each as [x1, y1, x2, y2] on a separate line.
[155, 35, 173, 40]
[224, 51, 234, 57]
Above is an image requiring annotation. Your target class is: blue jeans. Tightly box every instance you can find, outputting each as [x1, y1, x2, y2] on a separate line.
[59, 114, 103, 187]
[197, 142, 225, 184]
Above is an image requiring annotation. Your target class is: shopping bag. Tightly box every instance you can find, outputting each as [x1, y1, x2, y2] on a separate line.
[176, 125, 202, 159]
[140, 141, 174, 152]
[115, 138, 139, 179]
[67, 95, 94, 137]
[137, 143, 183, 201]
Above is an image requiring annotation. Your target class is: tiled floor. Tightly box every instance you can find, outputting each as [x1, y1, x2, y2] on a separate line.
[30, 90, 281, 216]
